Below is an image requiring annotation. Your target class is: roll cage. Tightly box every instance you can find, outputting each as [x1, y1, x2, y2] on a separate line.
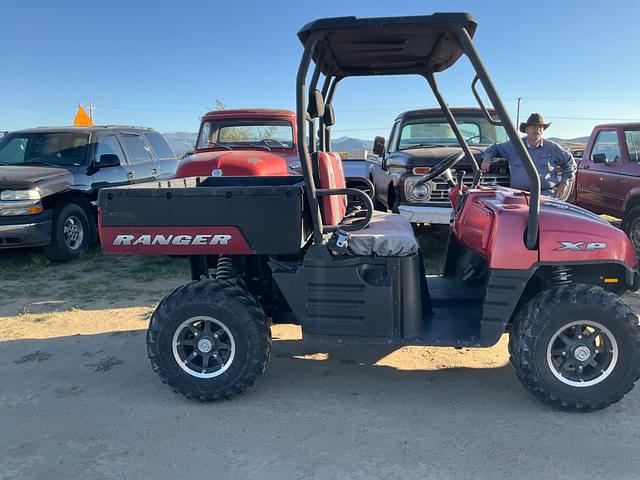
[295, 14, 541, 250]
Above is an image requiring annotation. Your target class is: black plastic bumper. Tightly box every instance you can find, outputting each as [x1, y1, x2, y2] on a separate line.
[0, 211, 52, 249]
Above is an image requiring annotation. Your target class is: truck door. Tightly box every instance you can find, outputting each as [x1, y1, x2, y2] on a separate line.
[89, 134, 135, 188]
[143, 131, 178, 179]
[576, 129, 623, 216]
[619, 128, 640, 207]
[120, 133, 157, 183]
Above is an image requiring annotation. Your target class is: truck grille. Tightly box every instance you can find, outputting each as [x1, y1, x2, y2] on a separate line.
[427, 174, 510, 204]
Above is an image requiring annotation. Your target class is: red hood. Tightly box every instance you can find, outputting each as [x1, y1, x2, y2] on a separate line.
[175, 150, 292, 177]
[539, 199, 637, 267]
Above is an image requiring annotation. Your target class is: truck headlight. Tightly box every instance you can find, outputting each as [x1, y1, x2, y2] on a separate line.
[0, 189, 41, 201]
[411, 183, 430, 200]
[404, 178, 432, 202]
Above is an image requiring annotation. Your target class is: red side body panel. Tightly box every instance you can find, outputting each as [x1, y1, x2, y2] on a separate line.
[453, 187, 637, 270]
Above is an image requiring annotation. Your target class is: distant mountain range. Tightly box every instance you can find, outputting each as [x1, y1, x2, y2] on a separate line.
[548, 136, 590, 145]
[163, 132, 197, 157]
[162, 132, 373, 157]
[163, 132, 587, 157]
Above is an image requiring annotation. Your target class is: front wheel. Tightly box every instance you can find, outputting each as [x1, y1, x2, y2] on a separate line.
[43, 203, 90, 262]
[147, 279, 271, 401]
[509, 284, 640, 411]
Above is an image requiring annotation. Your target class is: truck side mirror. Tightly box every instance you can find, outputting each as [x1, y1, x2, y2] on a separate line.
[592, 153, 607, 164]
[372, 136, 385, 156]
[97, 154, 121, 168]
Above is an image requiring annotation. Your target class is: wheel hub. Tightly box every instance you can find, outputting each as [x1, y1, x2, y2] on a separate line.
[63, 216, 84, 249]
[573, 345, 591, 362]
[197, 338, 214, 353]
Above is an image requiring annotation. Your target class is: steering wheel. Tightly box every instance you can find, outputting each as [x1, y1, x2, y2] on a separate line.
[465, 135, 495, 145]
[418, 151, 466, 184]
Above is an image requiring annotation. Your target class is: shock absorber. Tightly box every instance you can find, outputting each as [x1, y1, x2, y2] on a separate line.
[215, 255, 233, 280]
[551, 265, 572, 286]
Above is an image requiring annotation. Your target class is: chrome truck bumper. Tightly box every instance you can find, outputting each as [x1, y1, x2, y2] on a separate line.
[396, 205, 452, 224]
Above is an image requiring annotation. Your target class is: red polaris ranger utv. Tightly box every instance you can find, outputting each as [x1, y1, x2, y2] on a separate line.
[98, 14, 640, 411]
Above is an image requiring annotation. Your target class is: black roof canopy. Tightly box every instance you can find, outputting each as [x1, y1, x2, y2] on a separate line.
[297, 14, 477, 77]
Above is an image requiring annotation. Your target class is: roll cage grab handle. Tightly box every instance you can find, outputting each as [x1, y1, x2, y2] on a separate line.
[454, 27, 540, 249]
[296, 27, 541, 250]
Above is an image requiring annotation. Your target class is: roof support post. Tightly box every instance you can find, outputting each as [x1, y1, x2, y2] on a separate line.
[318, 76, 331, 152]
[296, 32, 324, 243]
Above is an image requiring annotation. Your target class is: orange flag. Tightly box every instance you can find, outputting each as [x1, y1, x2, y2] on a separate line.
[73, 105, 93, 126]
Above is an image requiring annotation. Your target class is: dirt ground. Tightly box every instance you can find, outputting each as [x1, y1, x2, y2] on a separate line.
[1, 243, 640, 479]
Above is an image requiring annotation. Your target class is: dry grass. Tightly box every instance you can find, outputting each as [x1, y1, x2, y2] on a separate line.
[0, 246, 189, 316]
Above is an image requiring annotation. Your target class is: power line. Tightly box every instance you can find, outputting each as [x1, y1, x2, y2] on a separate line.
[334, 115, 640, 133]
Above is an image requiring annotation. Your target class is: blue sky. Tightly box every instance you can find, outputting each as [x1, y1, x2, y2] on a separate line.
[1, 0, 638, 140]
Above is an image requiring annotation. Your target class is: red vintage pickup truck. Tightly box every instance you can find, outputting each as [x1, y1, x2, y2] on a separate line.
[175, 109, 300, 177]
[571, 122, 640, 251]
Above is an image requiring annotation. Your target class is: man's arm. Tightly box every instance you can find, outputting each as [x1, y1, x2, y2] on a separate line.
[481, 143, 506, 173]
[553, 144, 577, 199]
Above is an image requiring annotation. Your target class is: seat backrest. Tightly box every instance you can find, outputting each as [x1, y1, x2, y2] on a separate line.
[328, 151, 347, 208]
[316, 151, 347, 225]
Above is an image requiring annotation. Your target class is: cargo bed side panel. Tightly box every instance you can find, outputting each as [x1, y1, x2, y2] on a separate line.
[97, 177, 310, 255]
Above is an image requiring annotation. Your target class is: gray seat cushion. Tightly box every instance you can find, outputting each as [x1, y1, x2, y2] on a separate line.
[347, 212, 419, 257]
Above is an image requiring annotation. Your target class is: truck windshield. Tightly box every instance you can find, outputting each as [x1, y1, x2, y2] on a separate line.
[197, 120, 293, 149]
[398, 116, 507, 150]
[0, 132, 90, 166]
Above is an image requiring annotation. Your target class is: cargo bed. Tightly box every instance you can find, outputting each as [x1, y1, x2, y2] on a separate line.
[97, 176, 311, 255]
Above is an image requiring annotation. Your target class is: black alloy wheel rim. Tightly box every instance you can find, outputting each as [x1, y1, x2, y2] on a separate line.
[546, 320, 618, 387]
[172, 316, 236, 378]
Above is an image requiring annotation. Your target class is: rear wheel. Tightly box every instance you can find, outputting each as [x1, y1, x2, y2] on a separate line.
[509, 284, 640, 411]
[147, 279, 271, 401]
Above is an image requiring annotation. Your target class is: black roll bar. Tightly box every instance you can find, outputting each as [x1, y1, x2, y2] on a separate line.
[318, 76, 332, 151]
[471, 76, 501, 126]
[317, 187, 374, 233]
[454, 27, 540, 250]
[323, 76, 341, 149]
[296, 32, 324, 244]
[308, 63, 322, 155]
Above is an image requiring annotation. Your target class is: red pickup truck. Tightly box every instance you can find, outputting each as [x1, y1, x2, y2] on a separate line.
[175, 109, 300, 177]
[571, 122, 640, 250]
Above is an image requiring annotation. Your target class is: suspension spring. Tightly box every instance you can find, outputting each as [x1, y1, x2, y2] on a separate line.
[551, 265, 572, 286]
[215, 255, 233, 280]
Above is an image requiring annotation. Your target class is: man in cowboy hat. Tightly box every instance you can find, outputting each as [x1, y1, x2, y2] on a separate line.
[481, 113, 576, 199]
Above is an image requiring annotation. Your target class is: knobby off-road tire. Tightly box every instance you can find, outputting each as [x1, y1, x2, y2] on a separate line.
[147, 279, 271, 401]
[43, 203, 90, 262]
[623, 205, 640, 254]
[509, 284, 640, 411]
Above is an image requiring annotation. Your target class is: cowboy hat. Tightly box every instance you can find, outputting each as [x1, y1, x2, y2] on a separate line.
[519, 113, 551, 133]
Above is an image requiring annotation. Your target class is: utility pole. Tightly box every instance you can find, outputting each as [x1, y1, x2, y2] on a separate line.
[516, 97, 522, 129]
[88, 101, 95, 121]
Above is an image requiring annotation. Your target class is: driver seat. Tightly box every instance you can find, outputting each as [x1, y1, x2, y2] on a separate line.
[316, 151, 418, 257]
